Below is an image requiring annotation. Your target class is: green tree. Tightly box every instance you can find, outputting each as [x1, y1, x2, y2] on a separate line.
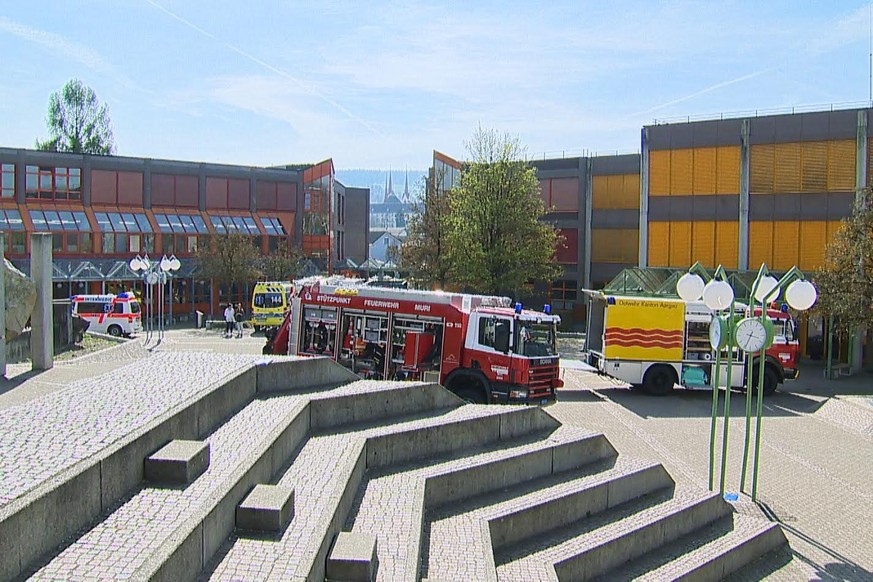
[399, 170, 454, 288]
[196, 234, 261, 304]
[444, 127, 563, 295]
[814, 189, 873, 332]
[36, 79, 115, 154]
[256, 238, 301, 281]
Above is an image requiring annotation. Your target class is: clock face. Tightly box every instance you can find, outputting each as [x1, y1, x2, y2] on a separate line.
[709, 316, 725, 350]
[735, 317, 768, 353]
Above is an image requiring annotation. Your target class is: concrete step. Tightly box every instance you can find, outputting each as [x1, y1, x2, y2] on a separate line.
[495, 487, 732, 581]
[599, 513, 788, 581]
[424, 456, 668, 582]
[203, 403, 559, 581]
[348, 426, 613, 582]
[27, 393, 310, 581]
[28, 379, 461, 581]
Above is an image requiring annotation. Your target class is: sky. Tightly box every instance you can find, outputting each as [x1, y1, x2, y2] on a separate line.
[2, 1, 873, 172]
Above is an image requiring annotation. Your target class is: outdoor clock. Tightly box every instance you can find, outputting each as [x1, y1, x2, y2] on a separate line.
[734, 317, 774, 353]
[708, 315, 729, 350]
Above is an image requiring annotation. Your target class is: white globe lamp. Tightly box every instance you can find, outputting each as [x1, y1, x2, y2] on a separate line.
[785, 280, 817, 311]
[754, 275, 780, 303]
[676, 273, 705, 302]
[702, 280, 734, 311]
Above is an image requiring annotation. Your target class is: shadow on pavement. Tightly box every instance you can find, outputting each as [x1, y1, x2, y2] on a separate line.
[578, 386, 823, 419]
[759, 501, 873, 582]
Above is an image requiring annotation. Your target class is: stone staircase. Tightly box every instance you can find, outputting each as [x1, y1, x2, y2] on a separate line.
[0, 356, 794, 581]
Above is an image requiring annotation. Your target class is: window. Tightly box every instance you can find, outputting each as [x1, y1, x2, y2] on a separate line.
[0, 209, 25, 254]
[155, 212, 209, 255]
[208, 215, 261, 235]
[260, 217, 285, 236]
[25, 166, 81, 200]
[478, 316, 511, 353]
[95, 211, 154, 254]
[1, 163, 14, 198]
[549, 280, 577, 310]
[29, 210, 92, 254]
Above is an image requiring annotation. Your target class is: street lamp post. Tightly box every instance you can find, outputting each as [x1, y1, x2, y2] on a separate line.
[129, 254, 181, 342]
[677, 262, 817, 502]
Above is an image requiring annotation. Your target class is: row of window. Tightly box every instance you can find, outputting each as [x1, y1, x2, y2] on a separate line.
[0, 209, 286, 236]
[2, 164, 300, 210]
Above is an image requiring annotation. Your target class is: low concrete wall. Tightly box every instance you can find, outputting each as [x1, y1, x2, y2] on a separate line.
[0, 364, 260, 580]
[256, 357, 359, 394]
[310, 382, 462, 430]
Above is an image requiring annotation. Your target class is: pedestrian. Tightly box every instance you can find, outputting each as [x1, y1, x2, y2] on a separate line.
[235, 303, 244, 338]
[223, 303, 235, 338]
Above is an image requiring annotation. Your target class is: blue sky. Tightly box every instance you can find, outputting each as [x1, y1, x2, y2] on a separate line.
[2, 1, 872, 170]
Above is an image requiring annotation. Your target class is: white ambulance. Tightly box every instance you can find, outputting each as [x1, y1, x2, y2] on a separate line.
[71, 292, 143, 337]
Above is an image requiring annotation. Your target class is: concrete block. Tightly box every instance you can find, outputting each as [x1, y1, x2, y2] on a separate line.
[497, 406, 559, 439]
[144, 440, 210, 485]
[236, 484, 295, 533]
[326, 532, 378, 582]
[551, 434, 616, 473]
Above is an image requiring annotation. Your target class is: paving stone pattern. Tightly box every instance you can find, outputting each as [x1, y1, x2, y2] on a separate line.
[0, 352, 263, 506]
[30, 394, 306, 579]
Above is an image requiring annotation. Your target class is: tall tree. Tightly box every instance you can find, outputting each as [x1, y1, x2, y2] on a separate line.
[196, 234, 261, 303]
[444, 127, 563, 296]
[256, 238, 302, 281]
[399, 170, 454, 288]
[814, 189, 873, 332]
[36, 79, 115, 154]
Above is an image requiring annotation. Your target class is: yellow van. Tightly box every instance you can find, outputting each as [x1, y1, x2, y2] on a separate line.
[251, 281, 293, 331]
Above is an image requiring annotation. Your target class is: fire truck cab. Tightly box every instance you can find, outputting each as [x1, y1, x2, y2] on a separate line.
[264, 278, 563, 405]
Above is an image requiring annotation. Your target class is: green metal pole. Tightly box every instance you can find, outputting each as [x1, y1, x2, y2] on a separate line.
[827, 315, 834, 380]
[751, 341, 767, 501]
[708, 340, 722, 491]
[739, 351, 754, 492]
[719, 301, 736, 496]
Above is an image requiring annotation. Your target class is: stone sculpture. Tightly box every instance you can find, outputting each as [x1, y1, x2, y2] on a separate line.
[4, 258, 37, 340]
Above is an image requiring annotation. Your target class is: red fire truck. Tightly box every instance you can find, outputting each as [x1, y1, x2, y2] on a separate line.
[263, 279, 563, 404]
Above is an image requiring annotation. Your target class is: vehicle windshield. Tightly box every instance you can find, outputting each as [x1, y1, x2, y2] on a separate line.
[129, 301, 141, 314]
[514, 320, 558, 357]
[253, 292, 284, 309]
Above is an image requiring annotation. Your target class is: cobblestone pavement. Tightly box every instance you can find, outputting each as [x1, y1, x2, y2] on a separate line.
[550, 365, 873, 581]
[0, 350, 264, 506]
[30, 395, 308, 579]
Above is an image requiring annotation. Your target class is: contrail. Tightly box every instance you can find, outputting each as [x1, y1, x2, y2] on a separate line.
[143, 0, 383, 136]
[632, 69, 770, 117]
[0, 15, 142, 91]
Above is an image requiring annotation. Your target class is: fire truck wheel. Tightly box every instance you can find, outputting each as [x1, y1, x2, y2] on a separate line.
[752, 365, 779, 396]
[456, 387, 488, 404]
[642, 365, 676, 396]
[107, 325, 123, 337]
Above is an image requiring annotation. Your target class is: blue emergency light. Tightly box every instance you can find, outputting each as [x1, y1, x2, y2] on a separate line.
[607, 296, 616, 305]
[514, 302, 523, 314]
[781, 303, 789, 313]
[543, 304, 551, 314]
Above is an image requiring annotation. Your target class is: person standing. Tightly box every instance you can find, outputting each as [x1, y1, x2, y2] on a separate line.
[223, 303, 235, 338]
[234, 303, 244, 338]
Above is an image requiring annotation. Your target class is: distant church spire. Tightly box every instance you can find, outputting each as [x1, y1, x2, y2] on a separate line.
[403, 168, 410, 203]
[387, 167, 394, 203]
[384, 172, 389, 204]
